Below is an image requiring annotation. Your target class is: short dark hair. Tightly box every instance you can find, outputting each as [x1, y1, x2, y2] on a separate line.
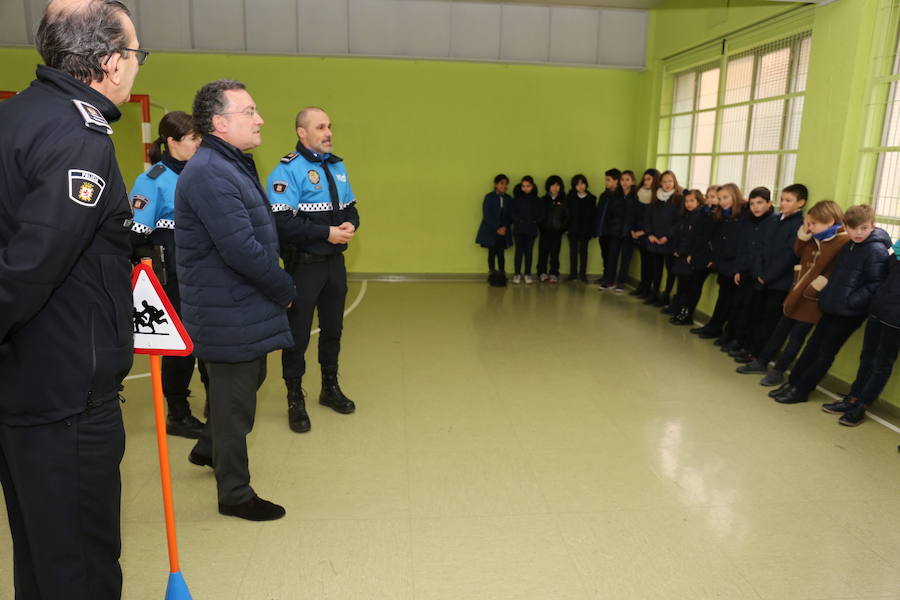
[748, 186, 771, 203]
[494, 173, 509, 185]
[571, 174, 589, 189]
[782, 183, 809, 203]
[192, 79, 246, 135]
[605, 168, 622, 180]
[545, 175, 564, 195]
[149, 111, 194, 163]
[844, 204, 876, 228]
[35, 0, 132, 84]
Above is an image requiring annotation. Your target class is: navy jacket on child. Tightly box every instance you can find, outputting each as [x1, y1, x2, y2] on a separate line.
[511, 187, 544, 237]
[734, 208, 777, 279]
[541, 193, 568, 233]
[870, 257, 900, 328]
[672, 208, 714, 276]
[710, 210, 742, 276]
[596, 188, 627, 238]
[476, 191, 513, 247]
[819, 228, 892, 317]
[760, 211, 804, 291]
[567, 190, 597, 239]
[644, 195, 681, 254]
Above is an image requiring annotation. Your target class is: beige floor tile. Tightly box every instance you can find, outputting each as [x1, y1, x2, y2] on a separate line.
[411, 515, 590, 600]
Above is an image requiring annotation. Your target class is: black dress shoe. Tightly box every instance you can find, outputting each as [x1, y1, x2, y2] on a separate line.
[689, 326, 706, 334]
[642, 294, 658, 305]
[219, 495, 286, 521]
[774, 386, 807, 404]
[768, 383, 792, 399]
[166, 414, 205, 439]
[699, 330, 721, 339]
[188, 450, 213, 468]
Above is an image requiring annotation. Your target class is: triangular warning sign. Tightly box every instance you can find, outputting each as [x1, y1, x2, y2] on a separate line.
[131, 263, 194, 356]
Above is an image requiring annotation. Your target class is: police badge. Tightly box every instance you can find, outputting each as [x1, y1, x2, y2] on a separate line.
[308, 170, 320, 185]
[68, 169, 106, 207]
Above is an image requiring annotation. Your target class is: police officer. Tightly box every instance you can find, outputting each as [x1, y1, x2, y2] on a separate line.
[0, 1, 143, 597]
[130, 111, 207, 438]
[267, 107, 358, 433]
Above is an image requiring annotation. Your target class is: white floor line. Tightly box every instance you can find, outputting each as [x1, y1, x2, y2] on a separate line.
[124, 280, 369, 382]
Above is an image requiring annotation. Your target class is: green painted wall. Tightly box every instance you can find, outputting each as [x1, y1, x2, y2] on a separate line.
[644, 0, 900, 410]
[0, 47, 643, 275]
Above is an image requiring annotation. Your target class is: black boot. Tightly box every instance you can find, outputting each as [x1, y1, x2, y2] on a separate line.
[165, 397, 204, 439]
[320, 366, 355, 414]
[285, 378, 311, 433]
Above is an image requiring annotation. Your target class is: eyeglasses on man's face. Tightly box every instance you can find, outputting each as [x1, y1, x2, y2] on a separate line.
[220, 107, 260, 119]
[121, 47, 150, 66]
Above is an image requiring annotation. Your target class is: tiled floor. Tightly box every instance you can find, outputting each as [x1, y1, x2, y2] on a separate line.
[2, 280, 899, 599]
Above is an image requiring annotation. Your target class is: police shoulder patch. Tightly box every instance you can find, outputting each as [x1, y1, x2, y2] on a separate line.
[273, 181, 289, 194]
[132, 194, 149, 210]
[281, 152, 299, 164]
[146, 164, 166, 179]
[68, 169, 106, 207]
[72, 99, 113, 135]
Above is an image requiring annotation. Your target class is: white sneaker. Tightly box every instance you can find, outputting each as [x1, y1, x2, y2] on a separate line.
[524, 275, 533, 285]
[539, 273, 549, 282]
[549, 275, 558, 284]
[512, 274, 522, 285]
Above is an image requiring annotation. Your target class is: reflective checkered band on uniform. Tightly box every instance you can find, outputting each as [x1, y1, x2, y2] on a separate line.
[131, 222, 153, 234]
[297, 202, 333, 212]
[271, 203, 293, 213]
[156, 219, 175, 229]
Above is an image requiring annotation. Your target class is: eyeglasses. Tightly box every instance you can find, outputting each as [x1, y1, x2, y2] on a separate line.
[121, 47, 150, 66]
[220, 107, 260, 118]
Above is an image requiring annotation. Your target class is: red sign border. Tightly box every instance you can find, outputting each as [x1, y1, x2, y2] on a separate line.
[131, 263, 194, 356]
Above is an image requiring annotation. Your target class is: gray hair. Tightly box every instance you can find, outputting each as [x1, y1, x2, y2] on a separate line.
[35, 0, 133, 84]
[192, 79, 246, 135]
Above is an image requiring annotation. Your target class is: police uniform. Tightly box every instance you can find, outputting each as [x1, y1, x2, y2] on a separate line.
[130, 156, 208, 425]
[0, 65, 132, 599]
[267, 143, 360, 383]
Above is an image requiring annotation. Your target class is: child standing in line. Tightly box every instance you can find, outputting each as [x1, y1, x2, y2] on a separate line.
[644, 170, 682, 307]
[475, 173, 513, 285]
[726, 187, 776, 364]
[596, 168, 627, 290]
[630, 169, 659, 298]
[537, 175, 568, 283]
[669, 189, 714, 325]
[567, 174, 597, 283]
[763, 201, 850, 402]
[773, 206, 890, 404]
[615, 170, 640, 293]
[705, 186, 719, 209]
[691, 183, 746, 340]
[511, 175, 544, 285]
[824, 239, 900, 426]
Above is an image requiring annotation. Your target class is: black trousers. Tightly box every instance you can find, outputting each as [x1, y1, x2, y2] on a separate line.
[514, 233, 536, 275]
[282, 254, 348, 380]
[0, 399, 125, 600]
[636, 244, 650, 290]
[850, 317, 900, 405]
[487, 234, 507, 272]
[536, 230, 563, 276]
[618, 238, 636, 287]
[789, 313, 866, 395]
[600, 236, 627, 285]
[725, 274, 754, 344]
[647, 252, 675, 295]
[160, 277, 208, 417]
[675, 269, 708, 314]
[568, 235, 590, 278]
[758, 315, 814, 373]
[705, 274, 737, 334]
[193, 357, 267, 505]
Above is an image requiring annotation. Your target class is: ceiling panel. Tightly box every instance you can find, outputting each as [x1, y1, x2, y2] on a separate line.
[136, 0, 191, 50]
[298, 0, 349, 55]
[450, 3, 502, 60]
[549, 6, 599, 64]
[191, 0, 245, 51]
[246, 0, 297, 54]
[597, 7, 647, 67]
[0, 1, 29, 45]
[500, 4, 550, 62]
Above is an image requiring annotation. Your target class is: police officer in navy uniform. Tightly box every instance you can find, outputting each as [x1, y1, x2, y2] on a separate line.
[0, 1, 144, 597]
[267, 107, 358, 433]
[130, 111, 208, 438]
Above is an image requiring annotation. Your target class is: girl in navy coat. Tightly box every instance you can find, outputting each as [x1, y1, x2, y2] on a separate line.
[511, 175, 544, 284]
[537, 175, 568, 283]
[475, 173, 513, 282]
[567, 174, 597, 282]
[644, 170, 682, 307]
[773, 206, 890, 404]
[691, 183, 747, 339]
[827, 239, 900, 425]
[669, 189, 715, 325]
[596, 168, 627, 289]
[630, 169, 659, 298]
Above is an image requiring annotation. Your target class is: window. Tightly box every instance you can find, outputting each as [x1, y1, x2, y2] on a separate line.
[658, 33, 812, 195]
[857, 0, 900, 239]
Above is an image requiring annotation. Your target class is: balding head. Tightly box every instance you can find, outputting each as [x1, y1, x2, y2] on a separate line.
[295, 107, 326, 130]
[35, 0, 134, 84]
[295, 107, 333, 155]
